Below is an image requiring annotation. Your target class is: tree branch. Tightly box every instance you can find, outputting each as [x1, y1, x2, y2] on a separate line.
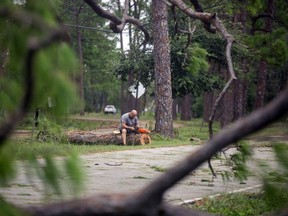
[23, 193, 212, 216]
[207, 9, 237, 177]
[83, 0, 150, 48]
[250, 13, 274, 34]
[171, 5, 196, 35]
[168, 0, 236, 79]
[167, 0, 237, 176]
[168, 0, 217, 33]
[208, 78, 234, 136]
[207, 16, 236, 139]
[83, 0, 123, 25]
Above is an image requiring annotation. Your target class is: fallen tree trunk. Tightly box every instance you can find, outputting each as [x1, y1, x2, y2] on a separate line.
[67, 130, 151, 145]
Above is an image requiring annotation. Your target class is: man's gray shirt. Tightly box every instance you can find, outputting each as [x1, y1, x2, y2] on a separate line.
[119, 113, 138, 130]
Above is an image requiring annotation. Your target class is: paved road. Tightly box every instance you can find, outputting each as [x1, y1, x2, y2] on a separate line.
[0, 145, 277, 207]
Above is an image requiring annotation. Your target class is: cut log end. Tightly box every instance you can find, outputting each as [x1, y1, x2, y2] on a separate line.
[140, 133, 151, 145]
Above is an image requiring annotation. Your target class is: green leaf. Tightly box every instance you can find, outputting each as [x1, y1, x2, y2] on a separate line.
[65, 153, 84, 195]
[0, 197, 22, 216]
[0, 145, 15, 186]
[42, 156, 62, 195]
[273, 143, 288, 170]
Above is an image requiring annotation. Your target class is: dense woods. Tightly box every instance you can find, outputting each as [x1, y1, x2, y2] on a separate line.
[0, 0, 288, 215]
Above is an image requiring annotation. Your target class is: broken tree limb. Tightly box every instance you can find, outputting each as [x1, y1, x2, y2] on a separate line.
[167, 0, 237, 178]
[23, 193, 212, 216]
[84, 0, 150, 48]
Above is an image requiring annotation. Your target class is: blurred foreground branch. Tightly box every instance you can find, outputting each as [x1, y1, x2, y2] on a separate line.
[0, 6, 69, 145]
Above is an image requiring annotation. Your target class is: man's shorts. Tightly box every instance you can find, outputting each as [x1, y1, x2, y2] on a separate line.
[119, 128, 135, 134]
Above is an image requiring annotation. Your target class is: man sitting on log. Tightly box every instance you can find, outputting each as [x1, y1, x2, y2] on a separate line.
[119, 110, 139, 145]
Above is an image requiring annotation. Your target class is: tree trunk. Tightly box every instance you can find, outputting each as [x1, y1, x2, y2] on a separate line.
[117, 0, 127, 116]
[220, 68, 234, 128]
[233, 70, 248, 120]
[67, 131, 151, 145]
[203, 92, 211, 122]
[203, 61, 220, 122]
[76, 24, 85, 116]
[233, 59, 248, 121]
[172, 99, 178, 120]
[254, 0, 274, 109]
[152, 0, 174, 137]
[233, 6, 248, 120]
[0, 50, 7, 76]
[180, 93, 192, 120]
[254, 60, 268, 109]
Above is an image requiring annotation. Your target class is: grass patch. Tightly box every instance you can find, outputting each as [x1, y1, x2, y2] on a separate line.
[133, 176, 149, 179]
[10, 138, 192, 160]
[187, 193, 277, 216]
[176, 120, 212, 141]
[17, 193, 32, 196]
[8, 115, 288, 160]
[247, 121, 288, 137]
[7, 184, 31, 188]
[10, 115, 204, 159]
[149, 165, 168, 172]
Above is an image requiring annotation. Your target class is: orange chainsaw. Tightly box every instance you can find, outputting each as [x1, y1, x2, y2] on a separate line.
[136, 127, 150, 134]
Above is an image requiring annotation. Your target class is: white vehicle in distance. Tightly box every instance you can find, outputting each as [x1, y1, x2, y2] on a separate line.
[104, 105, 117, 114]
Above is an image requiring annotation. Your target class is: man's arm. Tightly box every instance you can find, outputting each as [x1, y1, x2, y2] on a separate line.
[122, 122, 135, 131]
[135, 117, 139, 128]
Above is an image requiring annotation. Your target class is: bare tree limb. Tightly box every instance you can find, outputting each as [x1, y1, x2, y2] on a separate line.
[167, 0, 237, 176]
[211, 17, 236, 79]
[168, 0, 212, 22]
[168, 0, 236, 80]
[123, 0, 129, 16]
[83, 0, 150, 48]
[168, 0, 217, 33]
[207, 16, 236, 139]
[207, 77, 235, 178]
[171, 5, 196, 35]
[250, 13, 274, 34]
[207, 10, 237, 177]
[83, 0, 123, 26]
[170, 3, 196, 69]
[208, 78, 235, 137]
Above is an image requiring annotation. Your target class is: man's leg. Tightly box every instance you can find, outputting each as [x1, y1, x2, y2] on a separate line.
[121, 129, 127, 145]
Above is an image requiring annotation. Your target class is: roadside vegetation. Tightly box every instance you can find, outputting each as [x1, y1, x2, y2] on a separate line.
[10, 112, 212, 159]
[186, 192, 283, 216]
[9, 112, 287, 160]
